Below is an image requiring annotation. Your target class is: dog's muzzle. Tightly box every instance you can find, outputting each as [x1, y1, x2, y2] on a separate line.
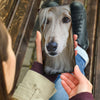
[46, 42, 58, 56]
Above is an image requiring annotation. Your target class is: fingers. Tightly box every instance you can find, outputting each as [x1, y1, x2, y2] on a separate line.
[61, 73, 79, 85]
[74, 35, 78, 56]
[74, 41, 78, 48]
[74, 34, 78, 48]
[61, 80, 72, 95]
[75, 50, 78, 56]
[74, 65, 85, 82]
[61, 75, 76, 89]
[73, 35, 78, 41]
[74, 65, 93, 93]
[36, 31, 43, 64]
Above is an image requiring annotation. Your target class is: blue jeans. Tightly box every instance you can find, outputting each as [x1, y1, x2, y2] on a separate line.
[49, 54, 86, 100]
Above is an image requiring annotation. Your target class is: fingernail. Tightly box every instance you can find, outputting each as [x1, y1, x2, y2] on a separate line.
[75, 65, 79, 70]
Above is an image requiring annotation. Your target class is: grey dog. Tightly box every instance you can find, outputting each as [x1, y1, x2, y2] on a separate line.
[39, 5, 75, 74]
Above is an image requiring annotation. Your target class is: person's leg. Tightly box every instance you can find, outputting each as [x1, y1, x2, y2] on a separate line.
[49, 46, 89, 100]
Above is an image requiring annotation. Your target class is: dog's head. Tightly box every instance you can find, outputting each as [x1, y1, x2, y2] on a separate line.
[39, 5, 72, 57]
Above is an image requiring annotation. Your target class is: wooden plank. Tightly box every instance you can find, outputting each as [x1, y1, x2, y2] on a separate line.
[6, 0, 20, 29]
[85, 0, 98, 82]
[8, 0, 31, 47]
[0, 0, 14, 23]
[93, 2, 100, 100]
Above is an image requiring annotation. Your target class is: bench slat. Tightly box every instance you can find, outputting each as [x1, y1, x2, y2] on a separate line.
[93, 2, 100, 100]
[85, 0, 98, 82]
[8, 0, 31, 47]
[0, 0, 14, 24]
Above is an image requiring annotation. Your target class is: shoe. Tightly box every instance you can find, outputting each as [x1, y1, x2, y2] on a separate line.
[70, 1, 89, 50]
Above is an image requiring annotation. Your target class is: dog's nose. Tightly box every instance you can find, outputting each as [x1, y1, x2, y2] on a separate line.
[46, 42, 58, 52]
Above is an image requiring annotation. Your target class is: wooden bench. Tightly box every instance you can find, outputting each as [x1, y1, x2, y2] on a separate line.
[0, 0, 99, 99]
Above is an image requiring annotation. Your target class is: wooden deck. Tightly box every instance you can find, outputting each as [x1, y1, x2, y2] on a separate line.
[0, 0, 100, 99]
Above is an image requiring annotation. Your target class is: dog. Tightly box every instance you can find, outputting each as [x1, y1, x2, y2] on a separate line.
[39, 5, 75, 74]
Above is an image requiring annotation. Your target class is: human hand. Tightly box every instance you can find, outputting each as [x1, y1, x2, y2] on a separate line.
[36, 31, 43, 64]
[61, 65, 93, 98]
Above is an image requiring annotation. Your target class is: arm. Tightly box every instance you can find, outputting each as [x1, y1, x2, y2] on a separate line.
[70, 92, 94, 100]
[31, 61, 58, 82]
[13, 70, 56, 100]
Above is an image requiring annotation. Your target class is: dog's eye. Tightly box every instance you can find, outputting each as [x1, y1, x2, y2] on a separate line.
[43, 18, 50, 25]
[46, 19, 49, 24]
[62, 17, 71, 23]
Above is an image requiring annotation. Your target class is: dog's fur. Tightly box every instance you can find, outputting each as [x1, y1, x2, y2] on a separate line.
[39, 5, 75, 74]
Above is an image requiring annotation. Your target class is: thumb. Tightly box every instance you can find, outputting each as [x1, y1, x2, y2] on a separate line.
[74, 65, 85, 82]
[36, 31, 43, 64]
[36, 31, 42, 42]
